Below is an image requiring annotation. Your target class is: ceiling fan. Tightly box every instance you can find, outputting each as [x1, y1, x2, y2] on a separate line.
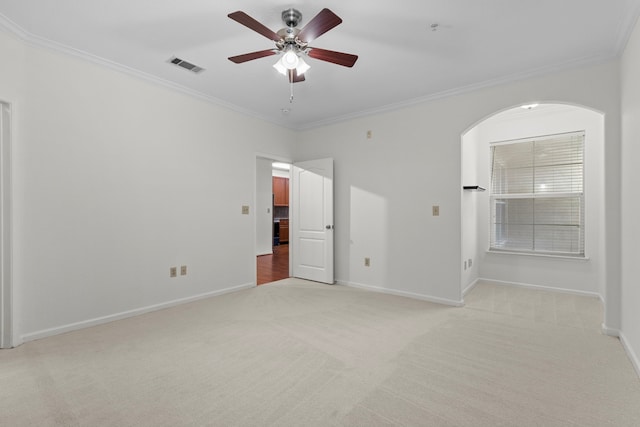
[227, 8, 358, 84]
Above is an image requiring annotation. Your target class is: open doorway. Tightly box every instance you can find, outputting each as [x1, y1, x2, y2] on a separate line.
[256, 157, 290, 285]
[257, 244, 289, 285]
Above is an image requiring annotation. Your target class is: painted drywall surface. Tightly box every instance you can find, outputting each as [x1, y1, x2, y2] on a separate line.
[256, 158, 273, 256]
[0, 26, 626, 339]
[0, 31, 295, 338]
[472, 106, 605, 296]
[621, 16, 640, 372]
[0, 31, 27, 343]
[295, 61, 621, 310]
[0, 30, 24, 101]
[295, 103, 464, 304]
[461, 126, 481, 291]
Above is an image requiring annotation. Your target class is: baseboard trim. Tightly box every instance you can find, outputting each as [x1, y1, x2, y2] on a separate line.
[478, 278, 603, 300]
[462, 279, 480, 297]
[21, 282, 255, 343]
[619, 332, 640, 379]
[602, 324, 620, 337]
[338, 280, 464, 307]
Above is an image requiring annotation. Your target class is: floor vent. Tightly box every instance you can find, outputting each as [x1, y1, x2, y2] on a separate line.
[168, 57, 205, 73]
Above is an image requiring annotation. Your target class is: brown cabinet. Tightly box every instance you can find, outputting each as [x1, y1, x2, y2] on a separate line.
[279, 219, 289, 243]
[273, 177, 289, 206]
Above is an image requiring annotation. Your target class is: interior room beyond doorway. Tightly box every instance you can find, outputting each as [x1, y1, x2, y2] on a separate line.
[256, 158, 290, 285]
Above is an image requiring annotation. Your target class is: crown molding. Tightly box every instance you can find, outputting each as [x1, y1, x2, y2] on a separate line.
[0, 12, 28, 40]
[614, 1, 640, 54]
[296, 53, 616, 131]
[0, 13, 292, 129]
[0, 10, 632, 133]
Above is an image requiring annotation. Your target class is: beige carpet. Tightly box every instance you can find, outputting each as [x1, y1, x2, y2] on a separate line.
[1, 279, 639, 426]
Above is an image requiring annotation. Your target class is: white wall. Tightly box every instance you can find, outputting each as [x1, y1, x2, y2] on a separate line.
[255, 158, 273, 256]
[461, 126, 482, 293]
[0, 30, 295, 342]
[0, 32, 25, 346]
[621, 16, 640, 375]
[469, 105, 605, 297]
[0, 100, 11, 348]
[295, 61, 621, 318]
[0, 23, 628, 345]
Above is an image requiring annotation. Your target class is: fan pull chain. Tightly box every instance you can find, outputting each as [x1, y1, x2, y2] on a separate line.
[290, 81, 294, 103]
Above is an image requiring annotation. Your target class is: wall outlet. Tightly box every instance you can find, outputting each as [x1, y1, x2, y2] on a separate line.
[242, 205, 250, 215]
[366, 130, 372, 139]
[180, 265, 187, 276]
[432, 205, 440, 216]
[364, 257, 371, 267]
[170, 267, 177, 278]
[468, 258, 472, 267]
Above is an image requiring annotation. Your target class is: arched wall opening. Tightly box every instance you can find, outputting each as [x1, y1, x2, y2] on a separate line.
[461, 103, 606, 321]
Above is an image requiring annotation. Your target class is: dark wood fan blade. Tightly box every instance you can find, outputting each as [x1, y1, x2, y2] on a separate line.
[228, 49, 278, 64]
[297, 8, 342, 43]
[288, 69, 306, 83]
[228, 11, 281, 41]
[307, 48, 358, 67]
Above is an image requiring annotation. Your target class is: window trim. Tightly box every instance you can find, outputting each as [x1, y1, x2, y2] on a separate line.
[486, 249, 590, 261]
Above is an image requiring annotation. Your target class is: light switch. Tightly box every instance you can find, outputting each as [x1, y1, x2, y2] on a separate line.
[432, 205, 440, 216]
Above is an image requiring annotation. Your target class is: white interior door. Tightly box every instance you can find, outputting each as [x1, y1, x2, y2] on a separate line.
[291, 158, 334, 284]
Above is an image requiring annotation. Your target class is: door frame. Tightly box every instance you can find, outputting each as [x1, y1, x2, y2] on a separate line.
[1, 100, 13, 349]
[254, 152, 294, 284]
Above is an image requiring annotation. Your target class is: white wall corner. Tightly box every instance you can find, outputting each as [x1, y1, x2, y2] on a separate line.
[462, 278, 480, 297]
[619, 332, 640, 380]
[601, 323, 621, 338]
[0, 101, 13, 349]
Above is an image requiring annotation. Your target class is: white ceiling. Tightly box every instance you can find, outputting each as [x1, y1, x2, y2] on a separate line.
[0, 1, 638, 130]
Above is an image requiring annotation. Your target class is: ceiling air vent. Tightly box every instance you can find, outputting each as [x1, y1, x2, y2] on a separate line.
[168, 57, 205, 73]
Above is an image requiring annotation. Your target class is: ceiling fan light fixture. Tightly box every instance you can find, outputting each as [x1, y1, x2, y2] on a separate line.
[282, 49, 299, 69]
[296, 56, 310, 74]
[229, 8, 356, 83]
[273, 60, 287, 75]
[274, 51, 311, 76]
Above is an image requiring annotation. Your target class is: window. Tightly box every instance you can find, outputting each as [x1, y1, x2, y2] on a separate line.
[489, 131, 585, 257]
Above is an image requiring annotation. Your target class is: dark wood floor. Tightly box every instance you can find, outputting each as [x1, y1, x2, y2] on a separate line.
[257, 244, 289, 285]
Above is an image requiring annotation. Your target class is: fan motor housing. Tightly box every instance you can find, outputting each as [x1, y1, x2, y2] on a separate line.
[282, 8, 302, 27]
[277, 27, 300, 41]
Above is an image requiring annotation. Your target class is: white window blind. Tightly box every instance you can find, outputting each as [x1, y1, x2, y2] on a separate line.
[489, 131, 585, 256]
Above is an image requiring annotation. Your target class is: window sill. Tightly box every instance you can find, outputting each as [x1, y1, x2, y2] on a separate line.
[486, 249, 590, 261]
